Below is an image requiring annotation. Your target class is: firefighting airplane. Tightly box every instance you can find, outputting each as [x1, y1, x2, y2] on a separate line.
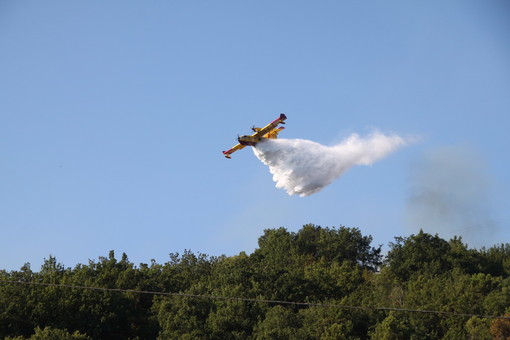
[222, 113, 287, 159]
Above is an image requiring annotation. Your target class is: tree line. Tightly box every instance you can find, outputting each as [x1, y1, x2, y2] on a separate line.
[1, 224, 509, 339]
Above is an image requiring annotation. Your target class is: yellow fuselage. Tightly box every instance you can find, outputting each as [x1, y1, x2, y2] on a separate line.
[238, 128, 283, 146]
[223, 113, 287, 158]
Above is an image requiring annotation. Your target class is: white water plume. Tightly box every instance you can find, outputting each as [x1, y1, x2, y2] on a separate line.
[253, 132, 407, 197]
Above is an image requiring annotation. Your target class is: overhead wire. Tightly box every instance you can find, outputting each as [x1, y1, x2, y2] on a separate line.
[1, 279, 509, 320]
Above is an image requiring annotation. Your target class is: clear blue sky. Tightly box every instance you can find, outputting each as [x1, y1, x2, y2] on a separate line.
[2, 1, 509, 271]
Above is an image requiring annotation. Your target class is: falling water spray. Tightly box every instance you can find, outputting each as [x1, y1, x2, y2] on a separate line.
[253, 132, 407, 196]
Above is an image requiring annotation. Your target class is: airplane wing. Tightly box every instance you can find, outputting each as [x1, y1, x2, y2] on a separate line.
[222, 143, 246, 159]
[264, 126, 285, 139]
[222, 113, 287, 159]
[252, 113, 287, 139]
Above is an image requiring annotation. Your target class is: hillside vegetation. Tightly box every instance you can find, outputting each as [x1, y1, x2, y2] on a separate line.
[1, 224, 510, 339]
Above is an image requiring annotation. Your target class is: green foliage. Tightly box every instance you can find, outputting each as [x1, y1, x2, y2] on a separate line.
[253, 306, 303, 339]
[480, 244, 510, 277]
[154, 293, 212, 339]
[0, 225, 509, 339]
[295, 224, 383, 270]
[371, 312, 411, 340]
[207, 299, 254, 340]
[386, 231, 510, 283]
[5, 326, 91, 340]
[465, 317, 491, 340]
[386, 230, 453, 281]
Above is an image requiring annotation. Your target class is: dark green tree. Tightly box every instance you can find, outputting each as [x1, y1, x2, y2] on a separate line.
[5, 326, 91, 340]
[253, 305, 303, 340]
[386, 230, 452, 281]
[295, 224, 382, 270]
[3, 224, 508, 339]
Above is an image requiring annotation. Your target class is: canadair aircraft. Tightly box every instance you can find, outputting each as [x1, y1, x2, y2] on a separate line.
[223, 113, 287, 159]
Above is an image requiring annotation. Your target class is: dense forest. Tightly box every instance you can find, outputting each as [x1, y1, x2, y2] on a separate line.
[1, 224, 510, 339]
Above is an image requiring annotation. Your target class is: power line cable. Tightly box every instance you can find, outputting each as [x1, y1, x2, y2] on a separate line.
[1, 279, 509, 320]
